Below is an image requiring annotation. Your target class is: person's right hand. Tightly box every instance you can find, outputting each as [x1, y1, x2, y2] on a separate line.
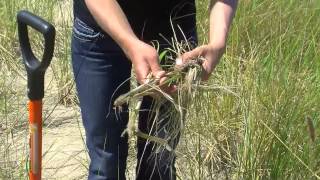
[125, 40, 166, 84]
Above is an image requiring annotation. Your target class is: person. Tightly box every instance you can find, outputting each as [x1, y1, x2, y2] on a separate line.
[71, 0, 237, 179]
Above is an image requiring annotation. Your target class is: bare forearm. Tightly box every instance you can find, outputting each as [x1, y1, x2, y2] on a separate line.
[179, 0, 237, 80]
[209, 0, 238, 48]
[84, 0, 138, 53]
[84, 0, 165, 84]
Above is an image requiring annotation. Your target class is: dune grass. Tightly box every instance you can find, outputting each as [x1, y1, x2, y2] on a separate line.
[176, 0, 320, 179]
[0, 0, 319, 179]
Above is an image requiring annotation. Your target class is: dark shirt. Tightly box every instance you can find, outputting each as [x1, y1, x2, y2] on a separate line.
[73, 0, 196, 41]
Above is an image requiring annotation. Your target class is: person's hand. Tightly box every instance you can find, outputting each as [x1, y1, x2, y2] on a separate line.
[177, 43, 226, 81]
[125, 39, 177, 93]
[125, 40, 166, 84]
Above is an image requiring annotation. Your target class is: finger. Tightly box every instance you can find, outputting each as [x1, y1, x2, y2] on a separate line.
[168, 85, 177, 94]
[181, 46, 205, 62]
[155, 70, 166, 79]
[134, 65, 150, 84]
[158, 74, 169, 91]
[159, 83, 177, 94]
[151, 65, 166, 81]
[158, 75, 167, 85]
[148, 55, 164, 78]
[157, 73, 177, 94]
[201, 61, 213, 81]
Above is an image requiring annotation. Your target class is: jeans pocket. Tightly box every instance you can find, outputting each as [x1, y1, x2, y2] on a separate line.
[73, 18, 101, 42]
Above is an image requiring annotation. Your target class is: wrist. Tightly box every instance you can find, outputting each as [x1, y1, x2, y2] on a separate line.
[209, 39, 226, 50]
[206, 42, 226, 66]
[119, 36, 139, 57]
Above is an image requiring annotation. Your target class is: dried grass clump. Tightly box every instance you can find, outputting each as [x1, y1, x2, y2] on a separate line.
[113, 37, 204, 153]
[111, 29, 237, 175]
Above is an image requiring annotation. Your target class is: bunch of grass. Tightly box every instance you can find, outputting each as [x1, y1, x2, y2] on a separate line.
[116, 61, 202, 148]
[113, 32, 235, 162]
[113, 38, 204, 150]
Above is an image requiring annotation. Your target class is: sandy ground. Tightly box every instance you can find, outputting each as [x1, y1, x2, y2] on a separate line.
[41, 106, 88, 180]
[40, 105, 136, 180]
[43, 124, 87, 180]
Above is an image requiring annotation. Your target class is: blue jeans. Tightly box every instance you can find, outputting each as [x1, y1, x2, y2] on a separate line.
[71, 17, 197, 180]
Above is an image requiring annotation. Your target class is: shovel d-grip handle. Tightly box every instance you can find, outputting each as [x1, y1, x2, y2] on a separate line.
[17, 10, 55, 100]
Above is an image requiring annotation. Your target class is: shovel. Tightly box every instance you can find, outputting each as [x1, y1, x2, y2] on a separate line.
[17, 10, 55, 180]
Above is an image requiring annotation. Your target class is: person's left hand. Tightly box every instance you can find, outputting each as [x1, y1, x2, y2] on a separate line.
[177, 43, 226, 81]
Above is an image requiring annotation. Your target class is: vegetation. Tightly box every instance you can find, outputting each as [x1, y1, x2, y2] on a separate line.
[0, 0, 319, 179]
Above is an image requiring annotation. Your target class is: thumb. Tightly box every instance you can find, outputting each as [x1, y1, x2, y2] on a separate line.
[154, 70, 166, 79]
[201, 59, 215, 81]
[148, 56, 164, 78]
[181, 46, 204, 62]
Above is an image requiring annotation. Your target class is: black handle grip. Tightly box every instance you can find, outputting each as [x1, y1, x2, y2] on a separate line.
[17, 10, 55, 100]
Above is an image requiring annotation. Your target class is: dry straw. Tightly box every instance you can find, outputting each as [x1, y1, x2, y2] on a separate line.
[113, 25, 212, 158]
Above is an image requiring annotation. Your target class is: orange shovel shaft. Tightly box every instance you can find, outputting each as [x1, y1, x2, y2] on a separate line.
[28, 100, 42, 180]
